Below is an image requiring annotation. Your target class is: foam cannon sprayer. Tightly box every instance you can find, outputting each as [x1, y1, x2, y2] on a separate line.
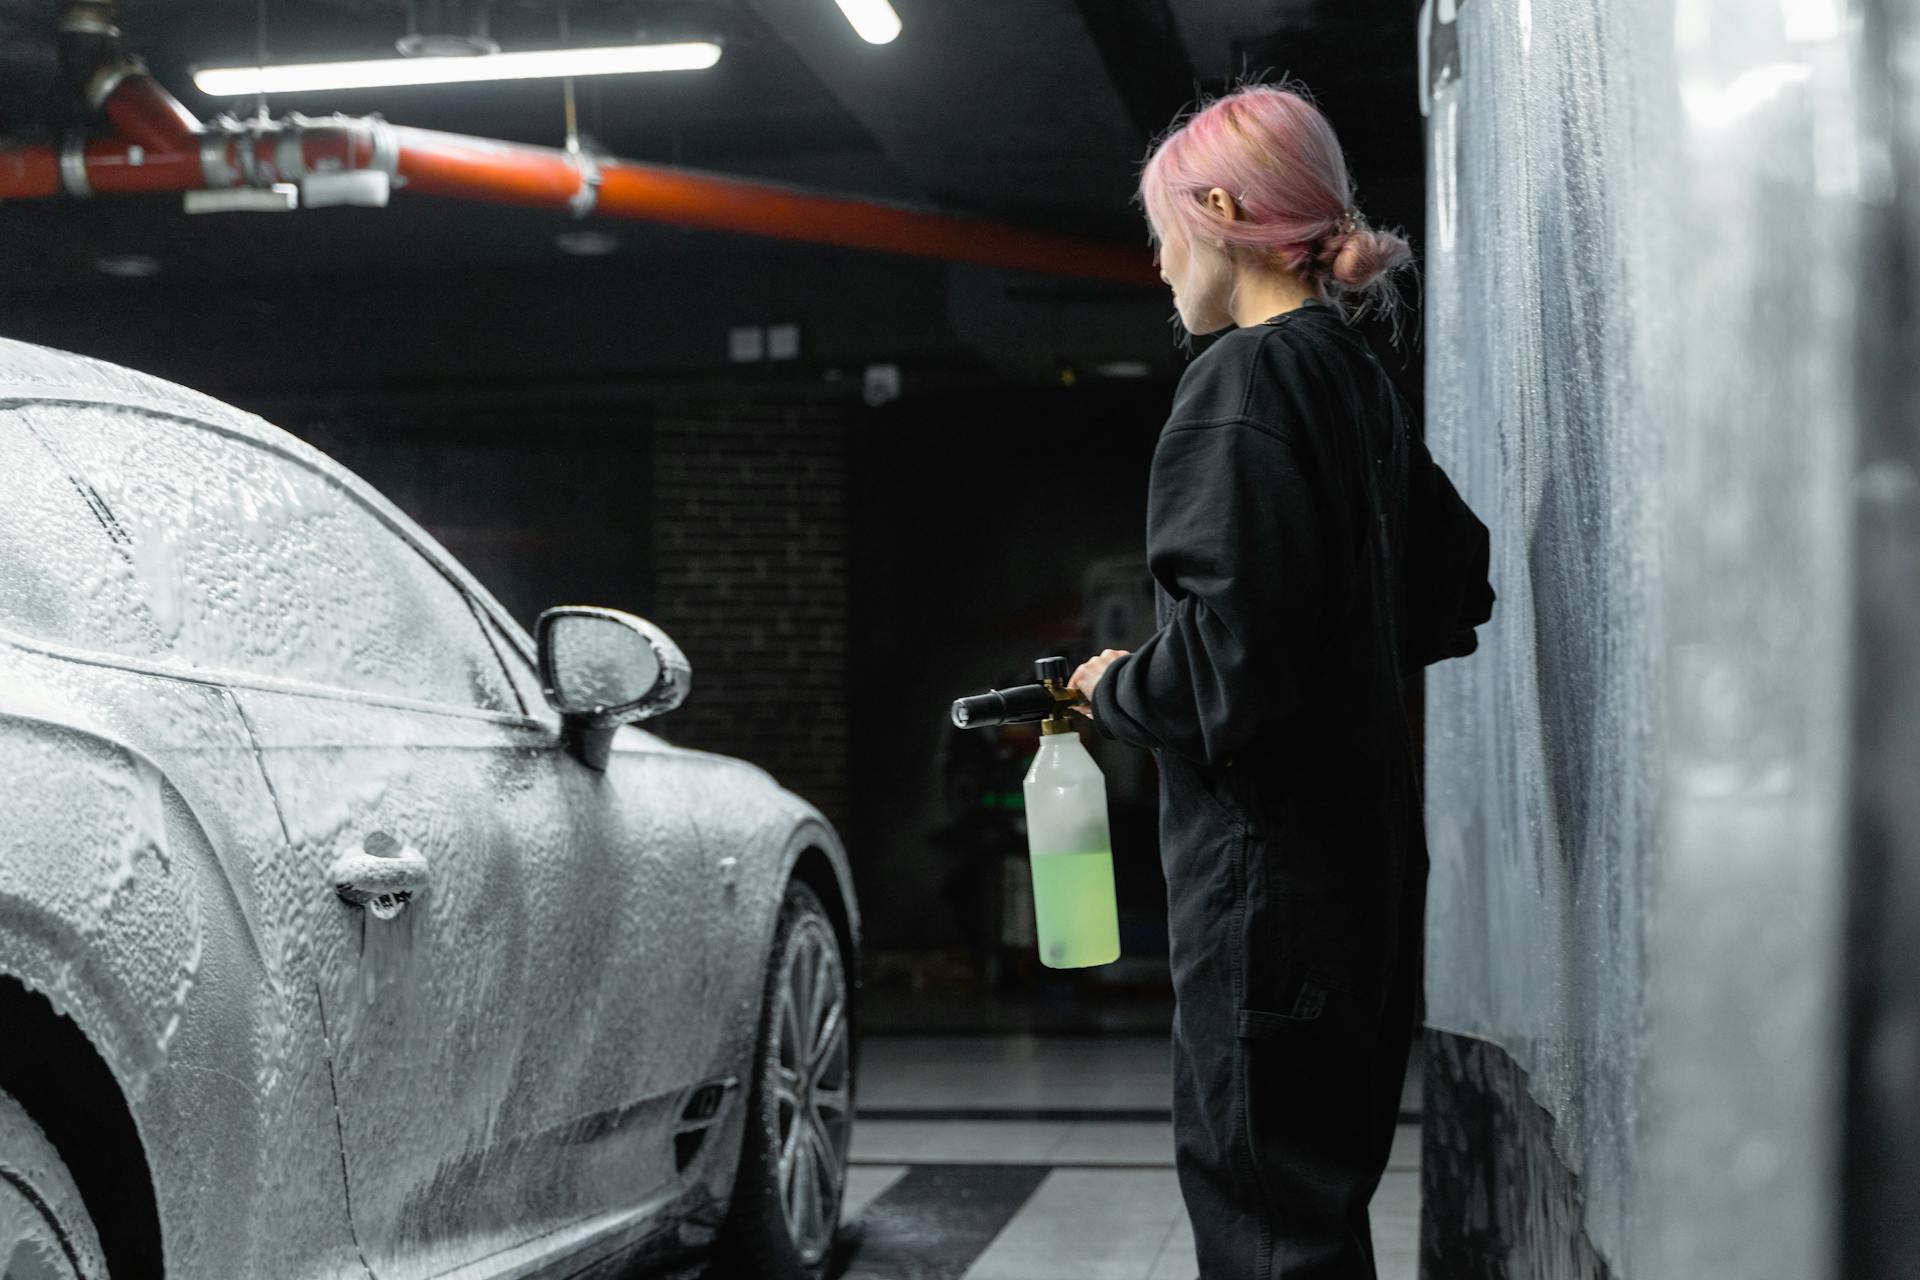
[951, 656, 1120, 969]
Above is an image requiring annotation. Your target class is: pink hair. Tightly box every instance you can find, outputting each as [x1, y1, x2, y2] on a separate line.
[1136, 78, 1414, 335]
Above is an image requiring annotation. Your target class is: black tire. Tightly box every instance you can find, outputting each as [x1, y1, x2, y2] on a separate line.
[0, 1084, 110, 1279]
[708, 880, 854, 1280]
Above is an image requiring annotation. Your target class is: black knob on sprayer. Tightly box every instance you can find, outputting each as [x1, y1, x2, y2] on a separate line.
[1034, 655, 1069, 685]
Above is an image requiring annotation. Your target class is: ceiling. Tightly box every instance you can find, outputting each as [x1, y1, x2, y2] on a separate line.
[0, 0, 1424, 394]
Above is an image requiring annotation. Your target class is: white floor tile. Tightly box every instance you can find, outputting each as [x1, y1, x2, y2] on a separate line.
[1145, 1212, 1195, 1280]
[850, 1118, 1074, 1164]
[1371, 1169, 1421, 1280]
[1388, 1122, 1421, 1171]
[961, 1168, 1187, 1280]
[841, 1164, 909, 1221]
[859, 1035, 1172, 1111]
[1047, 1120, 1177, 1166]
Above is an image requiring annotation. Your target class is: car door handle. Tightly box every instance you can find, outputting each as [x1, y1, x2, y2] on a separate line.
[330, 833, 430, 920]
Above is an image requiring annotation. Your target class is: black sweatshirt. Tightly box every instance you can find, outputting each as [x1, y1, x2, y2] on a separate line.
[1088, 299, 1495, 815]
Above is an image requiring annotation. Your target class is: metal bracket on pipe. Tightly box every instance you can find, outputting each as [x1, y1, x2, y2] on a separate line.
[567, 146, 602, 218]
[58, 132, 90, 196]
[199, 121, 239, 188]
[83, 59, 136, 112]
[275, 127, 306, 183]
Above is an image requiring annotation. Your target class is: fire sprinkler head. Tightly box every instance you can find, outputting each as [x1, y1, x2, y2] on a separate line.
[394, 32, 501, 57]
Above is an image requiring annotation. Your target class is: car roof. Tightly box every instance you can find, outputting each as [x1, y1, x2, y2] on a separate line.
[0, 335, 539, 664]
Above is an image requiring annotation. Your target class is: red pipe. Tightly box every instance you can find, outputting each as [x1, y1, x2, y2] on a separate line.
[78, 139, 203, 194]
[99, 74, 199, 152]
[0, 147, 59, 199]
[388, 125, 1157, 284]
[391, 128, 589, 208]
[591, 159, 1148, 283]
[0, 117, 1158, 287]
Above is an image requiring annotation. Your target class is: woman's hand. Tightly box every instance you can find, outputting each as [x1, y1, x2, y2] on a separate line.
[1068, 650, 1129, 718]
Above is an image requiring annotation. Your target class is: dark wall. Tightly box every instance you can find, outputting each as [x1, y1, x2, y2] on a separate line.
[284, 399, 655, 631]
[647, 395, 851, 841]
[274, 387, 853, 846]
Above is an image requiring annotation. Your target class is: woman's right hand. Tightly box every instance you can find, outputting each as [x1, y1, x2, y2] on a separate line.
[1067, 650, 1129, 717]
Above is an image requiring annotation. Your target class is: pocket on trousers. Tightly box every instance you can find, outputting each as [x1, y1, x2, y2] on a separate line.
[1235, 964, 1347, 1039]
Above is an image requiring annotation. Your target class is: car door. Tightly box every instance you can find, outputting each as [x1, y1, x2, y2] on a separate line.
[218, 458, 723, 1268]
[465, 606, 727, 1226]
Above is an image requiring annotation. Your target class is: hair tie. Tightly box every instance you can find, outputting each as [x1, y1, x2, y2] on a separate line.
[1335, 209, 1359, 236]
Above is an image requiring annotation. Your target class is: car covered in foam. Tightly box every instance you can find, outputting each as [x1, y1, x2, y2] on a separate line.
[0, 336, 860, 1280]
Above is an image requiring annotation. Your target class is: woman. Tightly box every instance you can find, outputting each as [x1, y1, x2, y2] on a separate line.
[1066, 81, 1495, 1280]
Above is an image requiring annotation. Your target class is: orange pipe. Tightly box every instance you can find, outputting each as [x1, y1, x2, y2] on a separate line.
[387, 126, 1157, 285]
[391, 127, 587, 207]
[0, 119, 1159, 287]
[78, 139, 201, 193]
[100, 74, 199, 152]
[593, 160, 1151, 284]
[0, 147, 59, 198]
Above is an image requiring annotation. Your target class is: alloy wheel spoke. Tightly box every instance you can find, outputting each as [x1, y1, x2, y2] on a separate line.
[778, 1115, 798, 1191]
[785, 1130, 806, 1228]
[804, 1118, 830, 1241]
[804, 933, 831, 1047]
[809, 1004, 846, 1086]
[813, 1081, 850, 1132]
[792, 947, 817, 1064]
[805, 1112, 840, 1231]
[797, 1120, 820, 1237]
[780, 984, 804, 1070]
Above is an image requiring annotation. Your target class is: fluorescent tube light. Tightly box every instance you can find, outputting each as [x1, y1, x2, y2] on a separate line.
[832, 0, 902, 44]
[194, 42, 722, 96]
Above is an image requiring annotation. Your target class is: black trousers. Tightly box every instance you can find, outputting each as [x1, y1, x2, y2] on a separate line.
[1160, 750, 1427, 1280]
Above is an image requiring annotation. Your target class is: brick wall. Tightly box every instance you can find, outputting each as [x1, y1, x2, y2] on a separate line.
[649, 395, 850, 838]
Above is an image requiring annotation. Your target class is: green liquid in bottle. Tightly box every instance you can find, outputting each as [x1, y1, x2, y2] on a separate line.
[1030, 848, 1121, 969]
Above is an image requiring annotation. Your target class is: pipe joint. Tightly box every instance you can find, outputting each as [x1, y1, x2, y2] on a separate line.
[568, 149, 602, 218]
[199, 123, 240, 189]
[58, 132, 91, 197]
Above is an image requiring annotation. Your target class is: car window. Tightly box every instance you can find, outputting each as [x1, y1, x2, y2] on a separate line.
[18, 403, 518, 713]
[0, 411, 172, 658]
[474, 603, 551, 720]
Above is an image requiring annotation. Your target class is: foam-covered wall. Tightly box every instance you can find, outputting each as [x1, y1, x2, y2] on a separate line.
[1417, 0, 1863, 1275]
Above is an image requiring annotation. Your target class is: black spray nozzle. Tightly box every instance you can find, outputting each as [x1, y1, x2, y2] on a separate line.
[951, 655, 1082, 729]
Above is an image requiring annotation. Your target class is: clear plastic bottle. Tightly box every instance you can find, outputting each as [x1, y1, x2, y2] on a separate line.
[1021, 726, 1121, 968]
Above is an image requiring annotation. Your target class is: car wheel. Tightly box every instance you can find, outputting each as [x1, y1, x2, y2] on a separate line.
[709, 880, 853, 1280]
[0, 1085, 109, 1279]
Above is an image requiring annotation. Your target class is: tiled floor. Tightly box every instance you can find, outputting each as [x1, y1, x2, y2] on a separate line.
[679, 1032, 1422, 1279]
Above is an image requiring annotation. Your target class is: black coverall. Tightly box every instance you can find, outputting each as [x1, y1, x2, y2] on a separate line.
[1089, 296, 1495, 1279]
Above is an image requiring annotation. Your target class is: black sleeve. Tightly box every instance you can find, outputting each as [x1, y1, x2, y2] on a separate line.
[1400, 428, 1495, 676]
[1090, 416, 1327, 767]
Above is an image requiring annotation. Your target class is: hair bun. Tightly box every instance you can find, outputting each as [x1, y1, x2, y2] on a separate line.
[1331, 224, 1413, 291]
[1331, 230, 1369, 284]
